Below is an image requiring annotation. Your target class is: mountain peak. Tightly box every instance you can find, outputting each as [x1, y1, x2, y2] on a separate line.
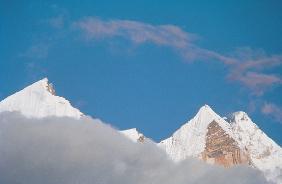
[197, 104, 218, 119]
[191, 104, 228, 130]
[230, 111, 259, 135]
[158, 104, 234, 162]
[230, 111, 282, 183]
[120, 128, 145, 143]
[24, 77, 56, 95]
[0, 78, 83, 119]
[231, 111, 251, 123]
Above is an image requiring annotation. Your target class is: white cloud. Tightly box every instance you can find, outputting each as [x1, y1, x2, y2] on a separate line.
[0, 112, 268, 184]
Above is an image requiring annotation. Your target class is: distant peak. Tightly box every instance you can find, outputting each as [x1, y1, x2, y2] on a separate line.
[41, 77, 49, 82]
[23, 78, 56, 96]
[200, 104, 212, 110]
[0, 77, 82, 119]
[35, 77, 49, 85]
[30, 78, 56, 95]
[120, 128, 145, 143]
[231, 111, 250, 122]
[121, 128, 139, 135]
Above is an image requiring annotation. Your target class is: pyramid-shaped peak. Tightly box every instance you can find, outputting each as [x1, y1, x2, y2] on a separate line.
[0, 78, 82, 119]
[26, 78, 56, 95]
[158, 104, 234, 162]
[196, 104, 219, 119]
[190, 104, 231, 133]
[29, 77, 48, 87]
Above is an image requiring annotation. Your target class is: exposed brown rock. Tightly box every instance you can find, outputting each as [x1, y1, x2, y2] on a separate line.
[202, 121, 249, 167]
[138, 135, 145, 143]
[47, 83, 56, 95]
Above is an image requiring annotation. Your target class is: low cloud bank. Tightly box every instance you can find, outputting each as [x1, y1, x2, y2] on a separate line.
[0, 112, 267, 184]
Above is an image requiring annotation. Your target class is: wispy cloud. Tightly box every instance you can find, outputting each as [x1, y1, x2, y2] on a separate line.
[73, 17, 282, 95]
[227, 48, 282, 95]
[20, 43, 50, 59]
[228, 71, 281, 96]
[72, 17, 196, 49]
[261, 102, 282, 122]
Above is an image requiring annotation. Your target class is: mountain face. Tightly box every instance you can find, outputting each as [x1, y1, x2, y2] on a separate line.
[0, 78, 83, 119]
[159, 105, 234, 162]
[158, 105, 282, 184]
[158, 105, 250, 166]
[1, 78, 281, 183]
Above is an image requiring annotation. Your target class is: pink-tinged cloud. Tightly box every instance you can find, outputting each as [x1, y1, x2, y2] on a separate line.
[73, 17, 282, 95]
[229, 71, 281, 96]
[73, 17, 196, 49]
[261, 103, 282, 122]
[227, 48, 282, 95]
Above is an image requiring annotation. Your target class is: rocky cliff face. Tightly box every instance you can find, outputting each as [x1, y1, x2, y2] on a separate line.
[202, 120, 249, 167]
[46, 82, 56, 95]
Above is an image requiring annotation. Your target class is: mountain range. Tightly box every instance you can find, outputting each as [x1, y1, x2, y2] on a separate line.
[0, 78, 281, 184]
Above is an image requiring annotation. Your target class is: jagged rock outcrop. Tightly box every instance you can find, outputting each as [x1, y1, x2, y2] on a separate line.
[46, 82, 56, 95]
[202, 120, 249, 167]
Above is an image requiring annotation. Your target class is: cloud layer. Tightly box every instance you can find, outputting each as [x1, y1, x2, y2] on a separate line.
[0, 112, 268, 184]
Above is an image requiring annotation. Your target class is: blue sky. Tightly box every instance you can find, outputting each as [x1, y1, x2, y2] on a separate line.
[1, 0, 282, 144]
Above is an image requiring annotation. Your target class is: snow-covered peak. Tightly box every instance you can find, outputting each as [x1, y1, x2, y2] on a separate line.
[120, 128, 145, 143]
[198, 104, 217, 116]
[192, 104, 223, 127]
[231, 111, 282, 184]
[158, 105, 233, 161]
[230, 111, 259, 136]
[158, 107, 282, 183]
[0, 78, 83, 119]
[231, 111, 251, 123]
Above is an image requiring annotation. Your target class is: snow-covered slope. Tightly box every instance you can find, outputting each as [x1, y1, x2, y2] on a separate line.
[0, 78, 83, 119]
[158, 105, 236, 161]
[231, 111, 282, 184]
[120, 128, 146, 143]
